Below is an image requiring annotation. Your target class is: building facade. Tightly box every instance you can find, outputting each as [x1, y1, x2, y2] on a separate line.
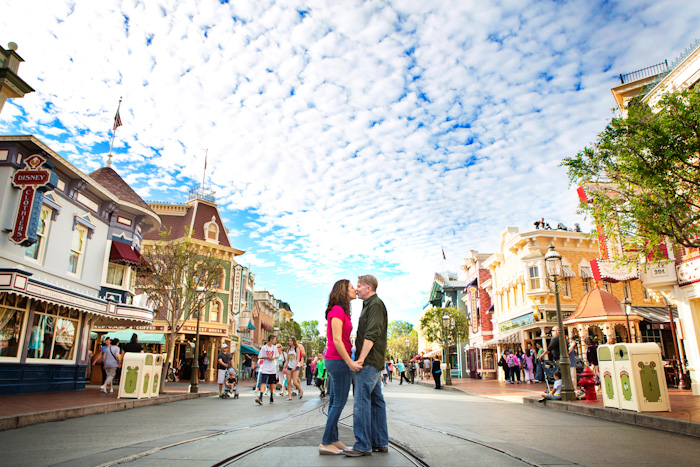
[461, 251, 495, 379]
[0, 136, 159, 394]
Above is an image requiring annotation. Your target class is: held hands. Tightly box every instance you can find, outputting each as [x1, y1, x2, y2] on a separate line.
[348, 360, 363, 372]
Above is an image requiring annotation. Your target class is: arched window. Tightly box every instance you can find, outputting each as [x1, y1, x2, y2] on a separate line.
[204, 216, 219, 244]
[209, 300, 222, 323]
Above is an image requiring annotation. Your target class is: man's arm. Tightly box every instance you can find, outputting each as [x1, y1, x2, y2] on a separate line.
[356, 303, 383, 364]
[356, 339, 374, 365]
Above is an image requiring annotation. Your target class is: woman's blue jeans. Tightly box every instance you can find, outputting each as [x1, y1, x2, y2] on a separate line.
[321, 359, 352, 445]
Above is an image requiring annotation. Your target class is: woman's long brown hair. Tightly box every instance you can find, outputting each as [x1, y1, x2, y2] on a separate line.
[325, 279, 351, 319]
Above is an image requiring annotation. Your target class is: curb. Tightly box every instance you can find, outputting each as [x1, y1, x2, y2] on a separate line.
[523, 396, 700, 439]
[0, 391, 213, 432]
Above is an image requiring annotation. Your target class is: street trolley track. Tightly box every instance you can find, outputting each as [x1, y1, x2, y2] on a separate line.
[96, 398, 329, 467]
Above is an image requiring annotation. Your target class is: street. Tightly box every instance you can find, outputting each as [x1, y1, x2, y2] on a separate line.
[2, 382, 699, 467]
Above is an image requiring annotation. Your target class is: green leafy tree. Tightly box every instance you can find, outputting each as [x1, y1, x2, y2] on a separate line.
[300, 320, 320, 341]
[419, 307, 469, 350]
[387, 330, 418, 361]
[274, 319, 301, 342]
[137, 227, 224, 391]
[387, 320, 414, 340]
[564, 87, 700, 260]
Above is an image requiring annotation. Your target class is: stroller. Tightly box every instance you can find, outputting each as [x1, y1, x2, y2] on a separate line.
[221, 368, 239, 399]
[542, 360, 558, 393]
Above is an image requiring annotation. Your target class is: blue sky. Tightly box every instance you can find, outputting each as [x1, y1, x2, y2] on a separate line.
[2, 0, 699, 329]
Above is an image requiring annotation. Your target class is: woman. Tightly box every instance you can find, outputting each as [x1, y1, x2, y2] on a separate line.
[285, 336, 304, 401]
[432, 355, 442, 389]
[92, 336, 120, 393]
[498, 350, 510, 384]
[319, 279, 362, 455]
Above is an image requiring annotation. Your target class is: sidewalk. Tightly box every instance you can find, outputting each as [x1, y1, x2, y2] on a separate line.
[414, 376, 700, 438]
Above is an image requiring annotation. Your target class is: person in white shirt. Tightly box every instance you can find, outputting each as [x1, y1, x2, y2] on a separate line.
[256, 336, 280, 405]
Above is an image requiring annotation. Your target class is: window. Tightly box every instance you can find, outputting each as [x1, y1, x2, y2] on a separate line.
[68, 226, 87, 275]
[218, 267, 226, 289]
[209, 301, 221, 322]
[602, 282, 611, 293]
[623, 281, 631, 300]
[562, 278, 571, 298]
[204, 216, 219, 243]
[529, 266, 541, 290]
[582, 278, 592, 294]
[0, 293, 29, 359]
[106, 263, 127, 287]
[28, 302, 80, 361]
[25, 205, 52, 262]
[641, 328, 662, 347]
[643, 287, 649, 300]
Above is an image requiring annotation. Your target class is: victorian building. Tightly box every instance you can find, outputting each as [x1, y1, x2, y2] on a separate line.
[0, 136, 159, 394]
[461, 251, 495, 379]
[253, 290, 278, 347]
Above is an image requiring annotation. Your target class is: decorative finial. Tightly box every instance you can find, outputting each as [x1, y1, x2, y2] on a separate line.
[106, 154, 113, 167]
[7, 42, 18, 51]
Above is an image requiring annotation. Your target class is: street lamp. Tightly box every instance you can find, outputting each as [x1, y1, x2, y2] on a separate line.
[544, 243, 575, 401]
[189, 305, 203, 394]
[442, 314, 452, 386]
[620, 298, 633, 343]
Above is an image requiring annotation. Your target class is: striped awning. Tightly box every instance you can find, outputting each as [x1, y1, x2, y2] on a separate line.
[562, 266, 576, 278]
[482, 329, 521, 346]
[580, 267, 594, 279]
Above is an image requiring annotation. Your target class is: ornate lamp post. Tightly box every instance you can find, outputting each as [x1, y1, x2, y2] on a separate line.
[442, 314, 452, 386]
[544, 243, 575, 401]
[620, 298, 633, 343]
[189, 294, 203, 394]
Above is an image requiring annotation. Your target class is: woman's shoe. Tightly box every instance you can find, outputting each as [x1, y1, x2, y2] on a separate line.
[299, 392, 303, 400]
[100, 386, 107, 393]
[332, 441, 348, 450]
[319, 445, 343, 455]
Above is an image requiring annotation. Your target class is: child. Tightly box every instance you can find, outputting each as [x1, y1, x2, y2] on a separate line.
[221, 368, 239, 399]
[538, 370, 562, 402]
[315, 358, 327, 398]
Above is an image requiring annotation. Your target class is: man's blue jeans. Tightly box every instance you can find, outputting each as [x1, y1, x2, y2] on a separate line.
[322, 359, 352, 445]
[353, 365, 388, 452]
[535, 361, 544, 381]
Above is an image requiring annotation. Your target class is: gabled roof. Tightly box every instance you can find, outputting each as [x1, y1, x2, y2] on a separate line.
[89, 167, 156, 215]
[190, 201, 231, 248]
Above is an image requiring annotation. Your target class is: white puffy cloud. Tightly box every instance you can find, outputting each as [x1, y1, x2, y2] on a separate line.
[2, 0, 699, 324]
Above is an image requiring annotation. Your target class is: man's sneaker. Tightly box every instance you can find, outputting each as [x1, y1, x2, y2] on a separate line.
[270, 397, 274, 404]
[255, 398, 262, 405]
[372, 446, 389, 453]
[344, 448, 371, 457]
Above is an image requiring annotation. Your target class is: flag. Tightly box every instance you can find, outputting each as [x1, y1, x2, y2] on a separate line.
[204, 151, 207, 170]
[442, 247, 446, 260]
[113, 108, 122, 131]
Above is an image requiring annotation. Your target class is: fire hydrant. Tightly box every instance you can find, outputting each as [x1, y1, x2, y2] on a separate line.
[578, 367, 597, 401]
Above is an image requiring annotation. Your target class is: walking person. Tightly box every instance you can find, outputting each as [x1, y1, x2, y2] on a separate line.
[534, 342, 545, 382]
[275, 343, 286, 395]
[256, 336, 280, 405]
[198, 351, 208, 382]
[345, 275, 388, 457]
[432, 355, 442, 389]
[93, 336, 120, 393]
[123, 333, 144, 353]
[319, 279, 361, 455]
[243, 354, 252, 379]
[285, 337, 304, 400]
[523, 345, 535, 383]
[216, 343, 232, 396]
[423, 357, 431, 380]
[397, 360, 410, 385]
[306, 356, 314, 385]
[499, 350, 510, 383]
[409, 360, 416, 384]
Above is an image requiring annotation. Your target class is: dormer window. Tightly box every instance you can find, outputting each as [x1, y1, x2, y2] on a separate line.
[204, 216, 219, 244]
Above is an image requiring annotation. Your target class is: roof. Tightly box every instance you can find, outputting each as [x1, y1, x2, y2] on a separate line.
[89, 167, 157, 215]
[566, 288, 625, 320]
[190, 202, 231, 248]
[143, 209, 195, 241]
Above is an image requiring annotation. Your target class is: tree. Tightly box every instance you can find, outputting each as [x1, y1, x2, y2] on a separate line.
[387, 330, 418, 361]
[300, 320, 320, 341]
[387, 320, 414, 340]
[419, 307, 469, 350]
[563, 87, 700, 260]
[137, 227, 224, 391]
[275, 318, 301, 342]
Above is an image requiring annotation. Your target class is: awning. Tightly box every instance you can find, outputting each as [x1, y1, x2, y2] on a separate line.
[92, 328, 165, 344]
[481, 329, 521, 347]
[109, 241, 142, 265]
[423, 348, 442, 358]
[580, 267, 594, 279]
[632, 306, 678, 323]
[562, 266, 576, 278]
[590, 259, 638, 283]
[241, 344, 258, 354]
[247, 322, 256, 330]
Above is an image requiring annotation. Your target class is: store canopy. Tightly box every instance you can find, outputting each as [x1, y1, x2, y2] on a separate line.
[481, 329, 521, 347]
[409, 354, 423, 362]
[109, 241, 142, 265]
[423, 348, 442, 358]
[92, 328, 165, 344]
[247, 322, 256, 330]
[241, 344, 258, 354]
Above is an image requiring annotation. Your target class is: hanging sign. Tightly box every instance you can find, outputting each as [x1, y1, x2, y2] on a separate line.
[9, 154, 57, 246]
[469, 286, 478, 334]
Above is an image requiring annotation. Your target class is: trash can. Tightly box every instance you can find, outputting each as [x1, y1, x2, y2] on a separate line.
[141, 354, 154, 397]
[119, 353, 149, 399]
[151, 353, 164, 397]
[613, 343, 670, 412]
[597, 345, 619, 408]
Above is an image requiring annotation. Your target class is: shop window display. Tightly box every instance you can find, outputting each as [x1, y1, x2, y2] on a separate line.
[0, 294, 29, 358]
[28, 302, 80, 361]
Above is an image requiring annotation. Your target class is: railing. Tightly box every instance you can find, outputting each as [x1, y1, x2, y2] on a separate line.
[619, 60, 668, 84]
[188, 185, 216, 203]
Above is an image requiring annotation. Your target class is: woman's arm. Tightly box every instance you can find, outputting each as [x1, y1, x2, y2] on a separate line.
[331, 317, 361, 372]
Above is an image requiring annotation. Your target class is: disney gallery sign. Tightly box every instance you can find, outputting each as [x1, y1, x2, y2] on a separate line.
[10, 154, 57, 246]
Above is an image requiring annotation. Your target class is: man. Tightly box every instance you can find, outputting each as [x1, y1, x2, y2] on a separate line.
[409, 360, 416, 384]
[217, 343, 232, 396]
[540, 328, 577, 385]
[534, 342, 545, 382]
[345, 275, 388, 457]
[256, 335, 279, 405]
[243, 354, 252, 379]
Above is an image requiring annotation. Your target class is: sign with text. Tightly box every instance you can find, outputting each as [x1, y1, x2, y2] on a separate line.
[9, 154, 57, 246]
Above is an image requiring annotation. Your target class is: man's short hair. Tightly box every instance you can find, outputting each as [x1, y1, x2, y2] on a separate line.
[268, 335, 276, 342]
[358, 274, 378, 291]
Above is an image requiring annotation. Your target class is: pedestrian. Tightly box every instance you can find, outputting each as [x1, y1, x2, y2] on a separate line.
[92, 336, 120, 393]
[585, 337, 598, 369]
[216, 343, 232, 396]
[319, 279, 361, 455]
[381, 362, 388, 385]
[397, 359, 410, 385]
[507, 349, 521, 383]
[85, 348, 93, 381]
[243, 354, 252, 379]
[111, 338, 123, 385]
[123, 333, 144, 354]
[432, 355, 442, 389]
[523, 345, 535, 383]
[534, 342, 545, 382]
[387, 359, 394, 383]
[255, 335, 280, 405]
[423, 357, 431, 380]
[285, 336, 304, 400]
[409, 360, 416, 384]
[498, 350, 510, 383]
[276, 343, 286, 395]
[345, 275, 388, 457]
[198, 351, 209, 382]
[306, 356, 314, 385]
[538, 370, 562, 402]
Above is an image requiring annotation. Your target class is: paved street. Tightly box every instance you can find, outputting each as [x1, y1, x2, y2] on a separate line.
[2, 382, 699, 467]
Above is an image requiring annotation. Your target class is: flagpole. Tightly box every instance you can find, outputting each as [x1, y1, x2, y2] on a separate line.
[202, 148, 208, 188]
[107, 97, 122, 167]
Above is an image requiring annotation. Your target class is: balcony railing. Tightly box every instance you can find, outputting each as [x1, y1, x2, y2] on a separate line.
[619, 60, 668, 84]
